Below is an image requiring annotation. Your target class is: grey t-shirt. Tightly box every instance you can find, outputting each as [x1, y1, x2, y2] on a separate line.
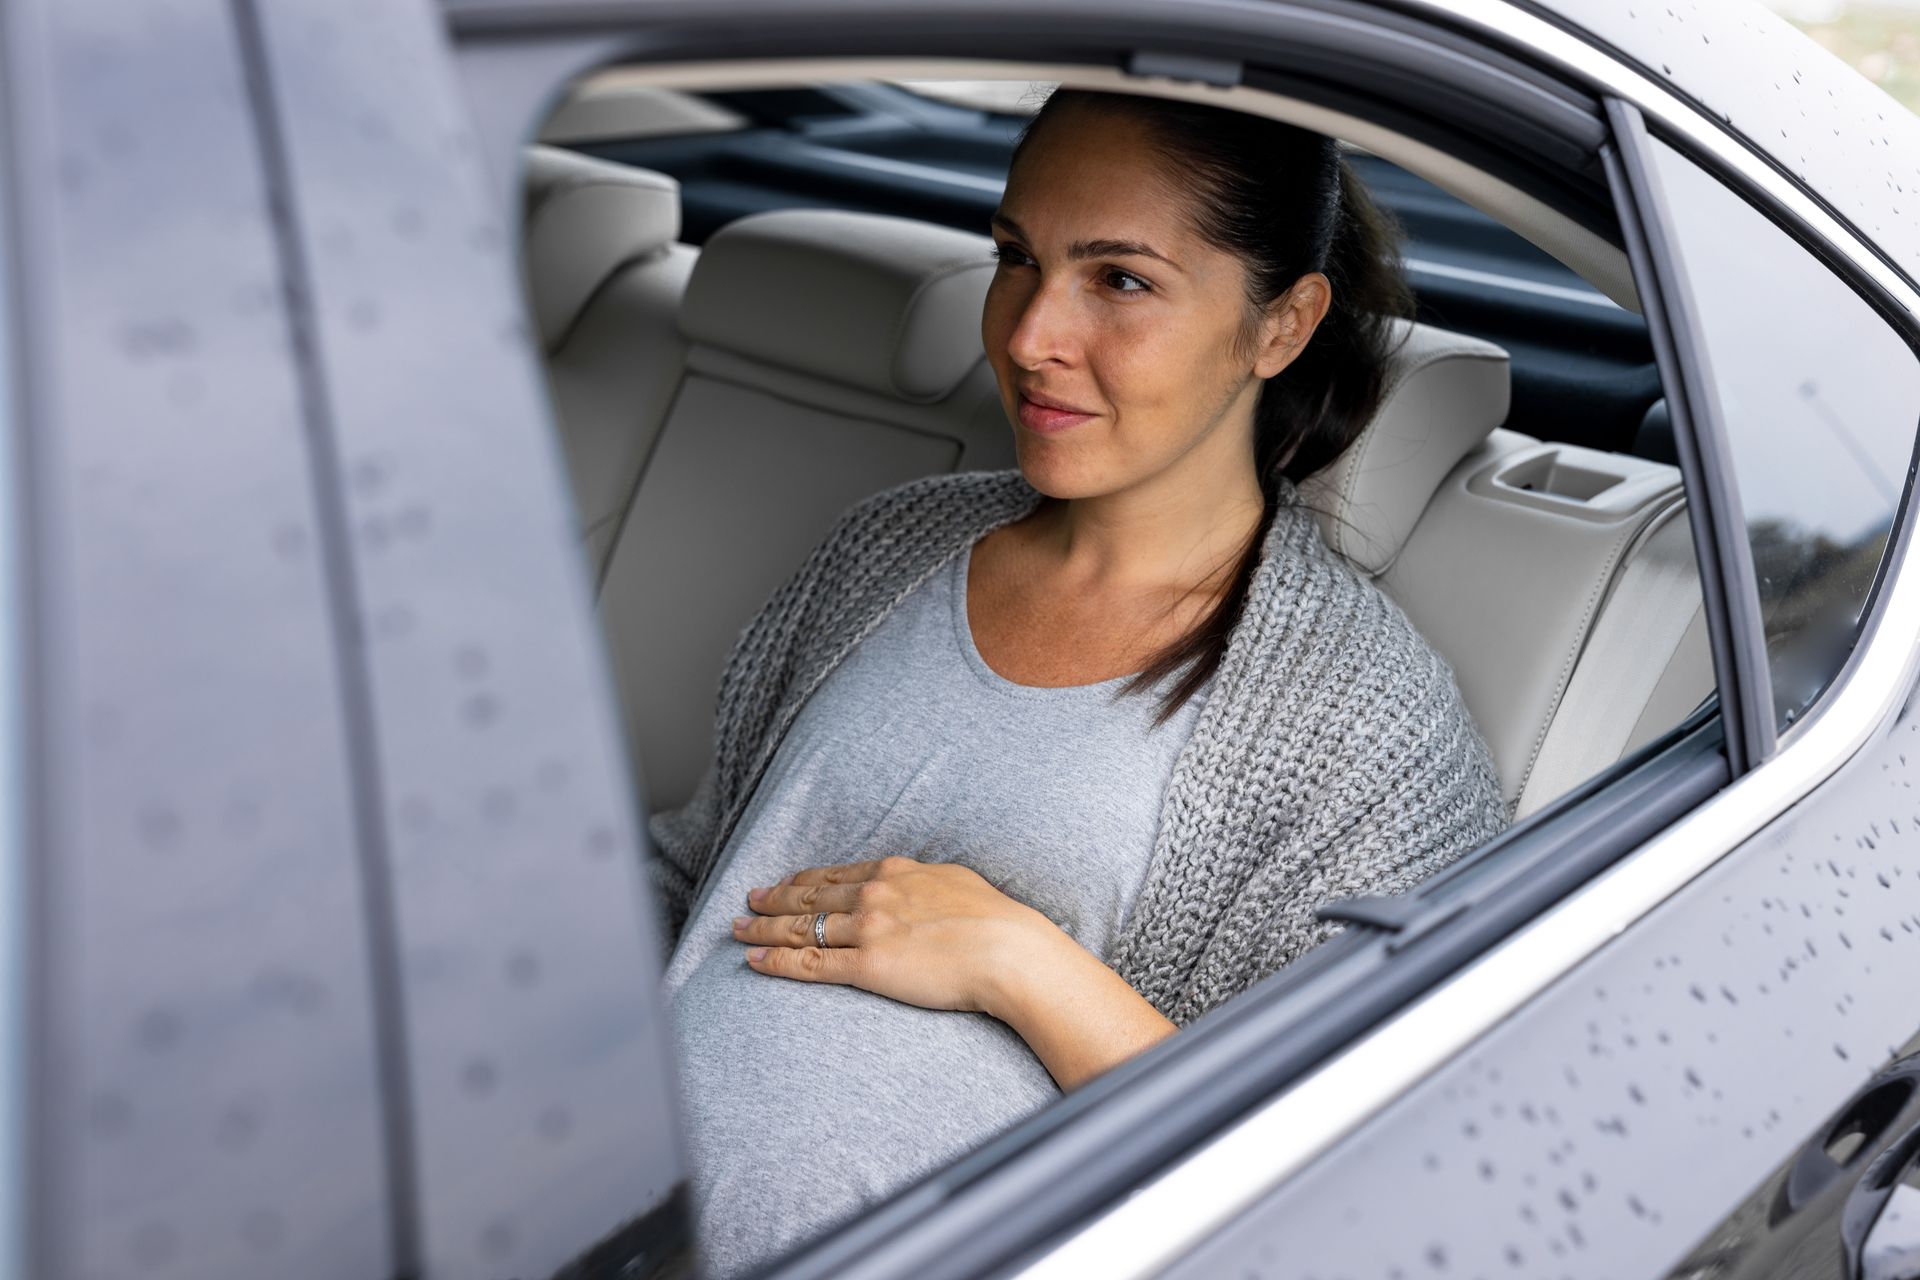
[661, 539, 1211, 1279]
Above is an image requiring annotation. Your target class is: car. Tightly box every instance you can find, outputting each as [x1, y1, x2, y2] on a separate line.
[6, 0, 1920, 1278]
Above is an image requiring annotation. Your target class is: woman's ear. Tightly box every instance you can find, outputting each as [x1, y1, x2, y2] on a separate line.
[1253, 272, 1333, 380]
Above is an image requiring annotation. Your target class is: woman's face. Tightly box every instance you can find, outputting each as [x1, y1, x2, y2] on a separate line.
[981, 103, 1316, 500]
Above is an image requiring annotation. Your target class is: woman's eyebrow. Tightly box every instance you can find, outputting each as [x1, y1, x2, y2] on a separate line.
[990, 213, 1184, 273]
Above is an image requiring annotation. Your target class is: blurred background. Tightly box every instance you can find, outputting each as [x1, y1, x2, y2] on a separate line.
[1764, 0, 1920, 112]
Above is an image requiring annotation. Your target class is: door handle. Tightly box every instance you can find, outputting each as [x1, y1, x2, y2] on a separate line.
[1775, 1058, 1920, 1224]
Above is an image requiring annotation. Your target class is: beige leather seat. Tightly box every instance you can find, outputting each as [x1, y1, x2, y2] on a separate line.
[595, 207, 1017, 809]
[523, 144, 698, 579]
[1301, 324, 1713, 819]
[522, 161, 1712, 822]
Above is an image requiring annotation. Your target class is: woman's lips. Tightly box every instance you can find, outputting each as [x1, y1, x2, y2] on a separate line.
[1017, 393, 1096, 434]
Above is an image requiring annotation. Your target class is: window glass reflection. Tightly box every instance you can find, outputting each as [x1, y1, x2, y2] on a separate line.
[1647, 137, 1920, 727]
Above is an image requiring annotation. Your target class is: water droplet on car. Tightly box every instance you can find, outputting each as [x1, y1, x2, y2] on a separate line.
[537, 1104, 572, 1143]
[479, 1219, 515, 1260]
[505, 950, 541, 987]
[131, 1222, 178, 1267]
[463, 693, 499, 728]
[461, 1057, 497, 1097]
[88, 1092, 132, 1139]
[240, 1208, 285, 1252]
[136, 1008, 181, 1052]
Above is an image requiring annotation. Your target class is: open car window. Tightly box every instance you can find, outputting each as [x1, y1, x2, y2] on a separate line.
[522, 68, 1704, 822]
[508, 58, 1744, 1277]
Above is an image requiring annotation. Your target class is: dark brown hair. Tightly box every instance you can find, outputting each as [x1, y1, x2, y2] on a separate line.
[1010, 88, 1417, 725]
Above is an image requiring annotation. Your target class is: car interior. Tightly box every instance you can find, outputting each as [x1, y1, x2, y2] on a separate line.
[519, 63, 1718, 844]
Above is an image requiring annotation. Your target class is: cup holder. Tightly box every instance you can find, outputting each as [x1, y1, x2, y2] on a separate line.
[1465, 441, 1680, 523]
[1491, 452, 1624, 502]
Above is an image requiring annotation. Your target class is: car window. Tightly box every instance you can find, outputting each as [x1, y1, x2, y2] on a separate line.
[516, 64, 1740, 1277]
[1641, 135, 1920, 729]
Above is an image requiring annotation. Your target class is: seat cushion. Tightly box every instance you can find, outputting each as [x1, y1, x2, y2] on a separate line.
[1381, 430, 1693, 809]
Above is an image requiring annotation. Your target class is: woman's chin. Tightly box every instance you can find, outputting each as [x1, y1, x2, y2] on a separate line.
[1012, 439, 1118, 500]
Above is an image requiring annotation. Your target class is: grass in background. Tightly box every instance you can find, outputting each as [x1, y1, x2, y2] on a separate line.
[1786, 5, 1920, 113]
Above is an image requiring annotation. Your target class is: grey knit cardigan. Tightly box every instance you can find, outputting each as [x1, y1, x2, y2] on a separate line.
[648, 468, 1509, 1027]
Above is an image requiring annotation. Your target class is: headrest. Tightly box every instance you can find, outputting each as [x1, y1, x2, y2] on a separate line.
[522, 145, 681, 348]
[1298, 319, 1511, 575]
[678, 209, 995, 403]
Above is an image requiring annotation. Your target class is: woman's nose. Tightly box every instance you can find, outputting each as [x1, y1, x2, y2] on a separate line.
[1004, 277, 1076, 370]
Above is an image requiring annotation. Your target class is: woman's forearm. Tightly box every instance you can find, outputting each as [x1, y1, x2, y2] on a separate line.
[981, 923, 1177, 1091]
[734, 856, 1177, 1088]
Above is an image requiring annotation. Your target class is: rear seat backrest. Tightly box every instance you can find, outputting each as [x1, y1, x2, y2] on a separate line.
[600, 209, 1016, 809]
[523, 145, 697, 578]
[1514, 498, 1711, 811]
[1383, 431, 1709, 817]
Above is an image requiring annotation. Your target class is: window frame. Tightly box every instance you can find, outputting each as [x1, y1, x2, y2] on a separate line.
[449, 3, 1920, 1278]
[1601, 98, 1776, 777]
[233, 3, 696, 1277]
[10, 1, 419, 1276]
[0, 25, 28, 1280]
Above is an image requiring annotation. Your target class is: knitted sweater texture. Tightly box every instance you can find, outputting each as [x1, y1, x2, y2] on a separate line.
[648, 468, 1509, 1027]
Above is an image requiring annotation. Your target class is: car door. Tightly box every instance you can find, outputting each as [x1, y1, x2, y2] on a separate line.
[452, 1, 1908, 1278]
[431, 3, 1920, 1276]
[448, 7, 1917, 1280]
[444, 7, 1711, 1279]
[5, 1, 693, 1278]
[442, 3, 1719, 1279]
[1006, 22, 1920, 1280]
[5, 2, 403, 1276]
[17, 3, 1918, 1280]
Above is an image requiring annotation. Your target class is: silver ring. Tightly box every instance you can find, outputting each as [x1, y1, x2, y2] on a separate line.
[813, 911, 829, 948]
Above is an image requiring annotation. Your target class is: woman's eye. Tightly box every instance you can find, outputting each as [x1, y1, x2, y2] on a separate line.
[987, 245, 1147, 294]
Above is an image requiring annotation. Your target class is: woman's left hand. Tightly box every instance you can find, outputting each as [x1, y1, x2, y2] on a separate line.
[731, 854, 1064, 1018]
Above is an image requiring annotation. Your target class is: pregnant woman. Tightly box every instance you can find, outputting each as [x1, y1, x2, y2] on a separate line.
[650, 86, 1509, 1277]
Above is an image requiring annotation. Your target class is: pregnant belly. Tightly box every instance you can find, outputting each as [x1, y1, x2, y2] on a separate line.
[669, 949, 1060, 1278]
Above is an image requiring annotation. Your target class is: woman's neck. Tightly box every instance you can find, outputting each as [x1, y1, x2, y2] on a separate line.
[1031, 440, 1265, 599]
